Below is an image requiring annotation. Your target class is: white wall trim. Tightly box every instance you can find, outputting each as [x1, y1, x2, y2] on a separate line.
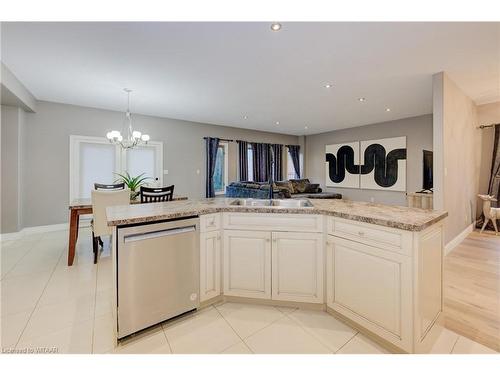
[0, 221, 90, 241]
[444, 223, 474, 256]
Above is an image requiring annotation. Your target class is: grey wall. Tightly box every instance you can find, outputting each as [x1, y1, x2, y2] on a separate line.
[1, 105, 22, 233]
[433, 72, 481, 244]
[21, 101, 299, 228]
[304, 114, 433, 206]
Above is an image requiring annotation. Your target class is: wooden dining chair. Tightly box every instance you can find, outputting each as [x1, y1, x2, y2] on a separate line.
[90, 189, 130, 263]
[140, 185, 175, 203]
[94, 182, 125, 190]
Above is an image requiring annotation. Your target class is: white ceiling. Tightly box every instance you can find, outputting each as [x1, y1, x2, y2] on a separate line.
[1, 22, 499, 135]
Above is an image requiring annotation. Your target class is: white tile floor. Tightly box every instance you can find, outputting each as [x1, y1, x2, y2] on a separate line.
[1, 228, 498, 354]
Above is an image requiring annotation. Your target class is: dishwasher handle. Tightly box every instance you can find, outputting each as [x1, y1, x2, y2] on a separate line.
[124, 225, 197, 243]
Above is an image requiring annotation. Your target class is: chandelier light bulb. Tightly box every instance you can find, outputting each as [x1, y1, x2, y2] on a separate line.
[132, 131, 142, 139]
[141, 134, 150, 142]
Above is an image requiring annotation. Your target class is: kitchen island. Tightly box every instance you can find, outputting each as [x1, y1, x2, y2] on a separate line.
[107, 198, 447, 353]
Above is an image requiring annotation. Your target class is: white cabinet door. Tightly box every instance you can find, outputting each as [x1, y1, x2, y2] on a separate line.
[200, 231, 221, 302]
[271, 232, 324, 303]
[329, 236, 412, 350]
[223, 230, 272, 299]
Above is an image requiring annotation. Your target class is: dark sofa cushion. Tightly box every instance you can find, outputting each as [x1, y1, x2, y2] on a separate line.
[275, 180, 293, 196]
[229, 181, 261, 189]
[289, 179, 311, 193]
[303, 183, 321, 193]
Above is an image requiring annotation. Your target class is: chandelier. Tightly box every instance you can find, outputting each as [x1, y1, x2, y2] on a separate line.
[106, 88, 150, 149]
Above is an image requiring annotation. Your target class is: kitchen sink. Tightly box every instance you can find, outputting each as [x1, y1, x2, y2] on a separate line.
[271, 199, 313, 208]
[229, 199, 272, 207]
[229, 198, 313, 208]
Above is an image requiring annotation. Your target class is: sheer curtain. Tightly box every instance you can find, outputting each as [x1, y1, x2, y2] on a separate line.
[287, 145, 301, 179]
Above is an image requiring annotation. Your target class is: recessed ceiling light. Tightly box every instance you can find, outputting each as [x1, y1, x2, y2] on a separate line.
[385, 108, 391, 112]
[358, 97, 366, 102]
[275, 121, 280, 125]
[324, 84, 333, 89]
[270, 22, 282, 31]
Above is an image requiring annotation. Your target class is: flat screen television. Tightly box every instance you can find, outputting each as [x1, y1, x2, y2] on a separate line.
[423, 150, 433, 190]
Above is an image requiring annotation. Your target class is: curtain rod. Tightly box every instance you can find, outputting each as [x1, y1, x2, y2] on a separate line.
[235, 140, 299, 148]
[477, 123, 499, 129]
[204, 137, 299, 148]
[203, 137, 234, 142]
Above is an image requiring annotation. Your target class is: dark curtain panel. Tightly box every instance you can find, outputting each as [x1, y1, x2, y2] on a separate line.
[252, 143, 272, 182]
[477, 124, 500, 230]
[287, 145, 301, 179]
[488, 124, 500, 199]
[251, 143, 259, 181]
[237, 140, 248, 181]
[271, 144, 283, 181]
[205, 137, 220, 198]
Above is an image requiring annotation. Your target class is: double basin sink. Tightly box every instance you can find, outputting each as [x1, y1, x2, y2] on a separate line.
[229, 198, 313, 208]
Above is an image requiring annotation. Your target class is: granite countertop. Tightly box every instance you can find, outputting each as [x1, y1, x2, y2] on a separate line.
[106, 198, 447, 231]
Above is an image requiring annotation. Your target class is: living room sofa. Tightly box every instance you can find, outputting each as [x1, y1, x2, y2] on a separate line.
[225, 179, 342, 200]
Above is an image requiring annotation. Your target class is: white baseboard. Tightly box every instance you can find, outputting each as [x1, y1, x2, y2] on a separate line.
[22, 223, 69, 235]
[444, 223, 474, 256]
[0, 221, 92, 242]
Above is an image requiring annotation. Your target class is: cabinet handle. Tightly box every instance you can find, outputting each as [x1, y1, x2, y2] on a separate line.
[358, 231, 365, 236]
[266, 238, 270, 243]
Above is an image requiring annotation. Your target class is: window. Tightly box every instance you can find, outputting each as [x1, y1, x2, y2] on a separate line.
[247, 145, 254, 181]
[69, 135, 163, 201]
[286, 151, 298, 180]
[78, 141, 118, 200]
[213, 142, 228, 195]
[123, 145, 159, 184]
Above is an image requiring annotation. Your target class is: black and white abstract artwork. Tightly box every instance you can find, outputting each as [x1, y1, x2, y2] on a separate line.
[325, 136, 407, 191]
[360, 137, 407, 191]
[325, 142, 360, 188]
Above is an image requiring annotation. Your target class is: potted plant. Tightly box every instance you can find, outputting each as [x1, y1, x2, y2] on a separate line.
[114, 172, 151, 200]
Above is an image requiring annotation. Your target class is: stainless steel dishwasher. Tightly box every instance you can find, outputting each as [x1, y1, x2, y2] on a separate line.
[116, 217, 200, 339]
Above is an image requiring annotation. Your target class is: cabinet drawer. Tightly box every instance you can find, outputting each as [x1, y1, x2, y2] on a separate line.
[223, 212, 323, 233]
[327, 217, 412, 255]
[200, 213, 221, 232]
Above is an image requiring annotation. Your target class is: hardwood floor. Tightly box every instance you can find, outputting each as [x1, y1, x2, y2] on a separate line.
[443, 230, 500, 352]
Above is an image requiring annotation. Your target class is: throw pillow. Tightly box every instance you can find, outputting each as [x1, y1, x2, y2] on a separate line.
[275, 180, 294, 195]
[289, 178, 311, 194]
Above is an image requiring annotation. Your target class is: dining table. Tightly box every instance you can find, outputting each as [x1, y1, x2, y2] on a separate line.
[67, 195, 188, 266]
